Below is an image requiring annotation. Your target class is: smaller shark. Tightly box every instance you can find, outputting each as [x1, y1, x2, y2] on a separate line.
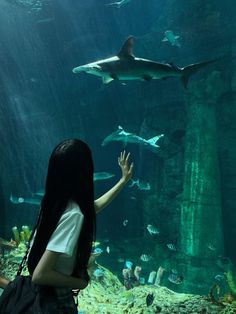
[93, 172, 115, 181]
[10, 194, 41, 205]
[72, 36, 217, 88]
[102, 126, 164, 153]
[162, 30, 181, 48]
[105, 0, 131, 8]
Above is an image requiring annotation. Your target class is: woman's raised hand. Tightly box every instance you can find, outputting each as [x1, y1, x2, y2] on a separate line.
[118, 150, 133, 184]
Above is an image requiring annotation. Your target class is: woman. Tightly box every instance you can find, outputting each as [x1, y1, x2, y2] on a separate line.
[0, 139, 133, 313]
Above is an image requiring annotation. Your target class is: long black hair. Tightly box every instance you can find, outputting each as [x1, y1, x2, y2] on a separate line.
[27, 139, 96, 279]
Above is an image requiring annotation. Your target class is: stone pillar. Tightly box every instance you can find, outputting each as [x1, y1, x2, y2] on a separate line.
[179, 72, 226, 292]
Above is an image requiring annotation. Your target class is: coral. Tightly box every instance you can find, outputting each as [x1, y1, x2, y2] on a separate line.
[22, 226, 31, 241]
[219, 303, 236, 314]
[75, 264, 225, 313]
[221, 294, 235, 304]
[0, 238, 17, 251]
[154, 266, 165, 286]
[11, 225, 32, 246]
[4, 242, 27, 264]
[134, 266, 142, 281]
[12, 226, 20, 245]
[226, 271, 236, 297]
[122, 268, 140, 290]
[147, 271, 156, 285]
[207, 283, 223, 305]
[0, 257, 28, 280]
[0, 259, 228, 313]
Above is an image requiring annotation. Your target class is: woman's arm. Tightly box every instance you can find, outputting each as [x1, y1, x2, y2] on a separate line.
[0, 276, 10, 289]
[94, 151, 133, 213]
[32, 250, 88, 289]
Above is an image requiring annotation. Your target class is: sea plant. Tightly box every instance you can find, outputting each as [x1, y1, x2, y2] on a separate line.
[226, 271, 236, 297]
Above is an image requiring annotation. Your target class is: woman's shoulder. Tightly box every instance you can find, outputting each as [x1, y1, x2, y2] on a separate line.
[62, 201, 83, 219]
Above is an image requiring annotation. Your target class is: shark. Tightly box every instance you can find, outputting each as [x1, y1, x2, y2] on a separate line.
[93, 172, 115, 181]
[105, 0, 131, 8]
[72, 36, 217, 88]
[102, 126, 164, 153]
[10, 194, 41, 205]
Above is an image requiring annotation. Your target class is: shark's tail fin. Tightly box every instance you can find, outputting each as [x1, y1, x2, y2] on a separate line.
[128, 179, 139, 188]
[181, 59, 218, 89]
[147, 134, 164, 146]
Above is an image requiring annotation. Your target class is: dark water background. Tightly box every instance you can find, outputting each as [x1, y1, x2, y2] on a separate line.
[0, 0, 236, 293]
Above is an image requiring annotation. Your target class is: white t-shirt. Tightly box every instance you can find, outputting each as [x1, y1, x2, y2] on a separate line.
[46, 200, 84, 275]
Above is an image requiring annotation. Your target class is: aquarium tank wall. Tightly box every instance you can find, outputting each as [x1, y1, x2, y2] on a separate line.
[0, 0, 236, 302]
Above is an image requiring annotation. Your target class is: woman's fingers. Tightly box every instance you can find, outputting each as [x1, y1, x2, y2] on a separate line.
[125, 152, 130, 163]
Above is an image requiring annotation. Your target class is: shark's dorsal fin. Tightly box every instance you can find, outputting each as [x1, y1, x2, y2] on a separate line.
[118, 36, 135, 59]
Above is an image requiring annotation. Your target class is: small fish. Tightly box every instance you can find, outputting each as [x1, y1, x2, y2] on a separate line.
[93, 172, 115, 181]
[117, 258, 125, 263]
[147, 224, 159, 235]
[146, 293, 155, 307]
[93, 247, 103, 254]
[140, 254, 152, 262]
[30, 77, 38, 83]
[171, 269, 178, 274]
[123, 219, 128, 226]
[207, 243, 216, 251]
[36, 17, 54, 24]
[129, 179, 151, 191]
[93, 268, 104, 277]
[125, 260, 133, 270]
[106, 246, 110, 254]
[168, 273, 183, 284]
[162, 30, 181, 47]
[167, 243, 177, 251]
[215, 274, 225, 282]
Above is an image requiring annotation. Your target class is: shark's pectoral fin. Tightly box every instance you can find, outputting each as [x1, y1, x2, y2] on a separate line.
[110, 73, 119, 80]
[142, 75, 152, 82]
[103, 77, 114, 84]
[102, 73, 118, 84]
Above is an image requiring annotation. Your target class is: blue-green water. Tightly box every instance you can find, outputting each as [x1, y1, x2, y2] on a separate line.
[0, 0, 236, 297]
